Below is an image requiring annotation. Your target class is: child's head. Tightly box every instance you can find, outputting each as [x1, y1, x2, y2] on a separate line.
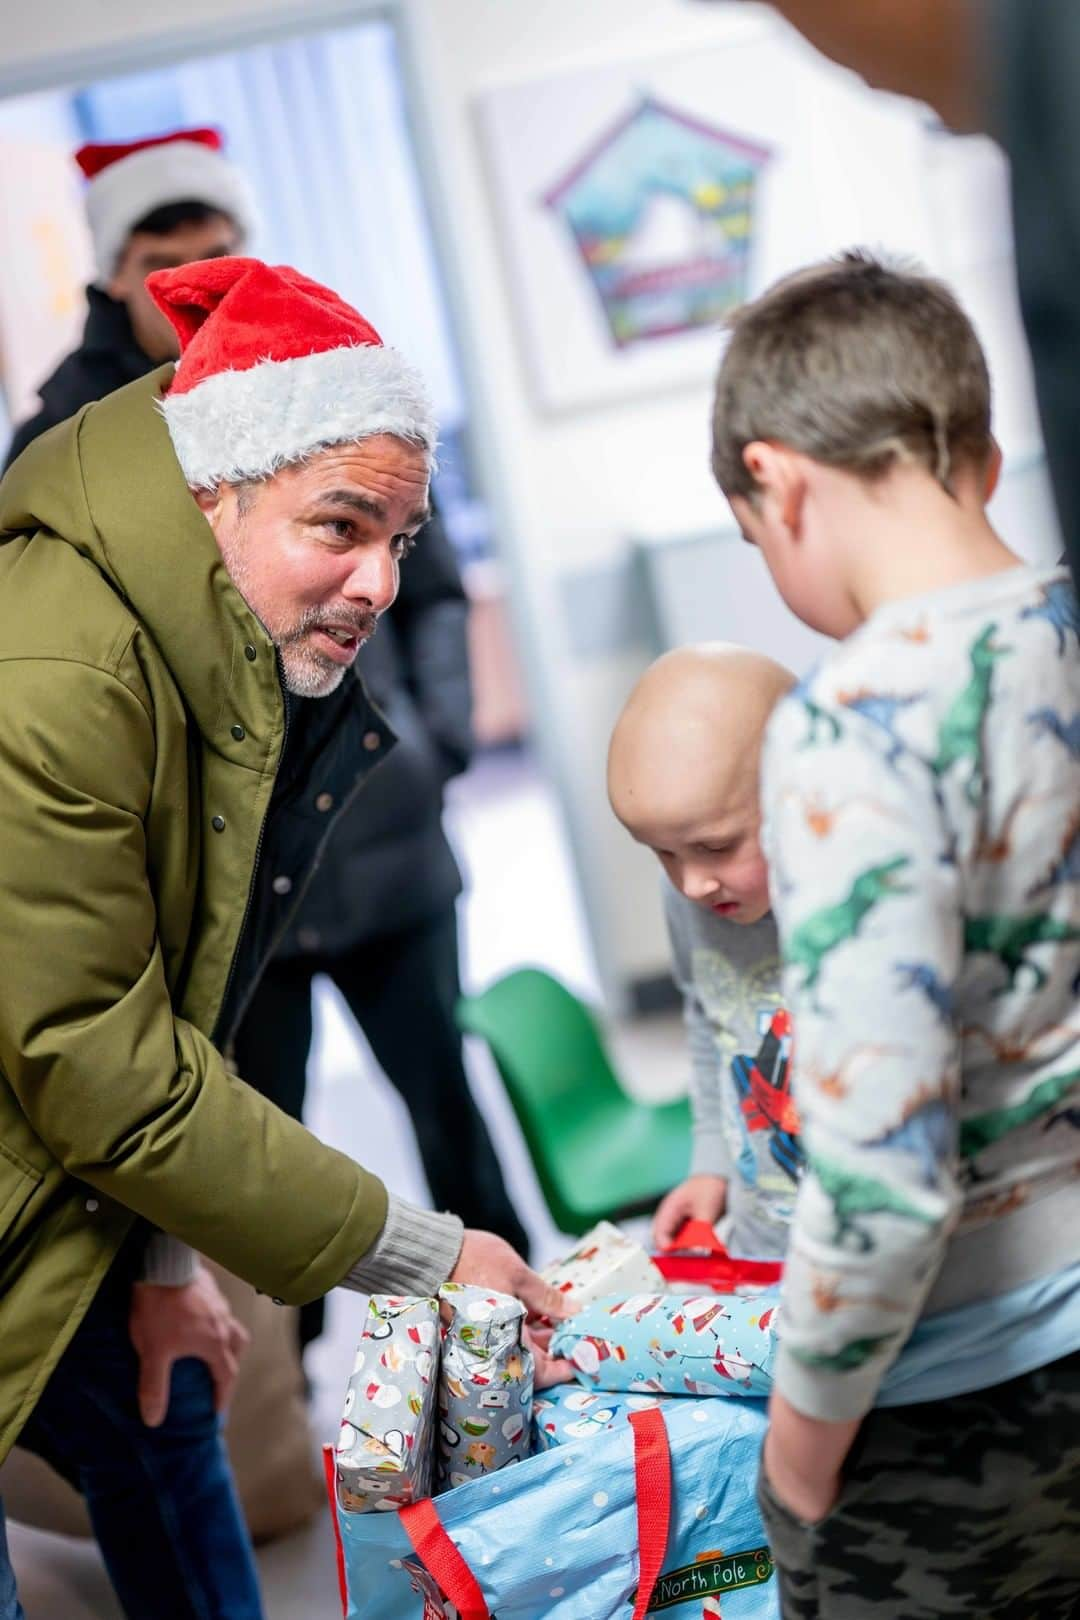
[608, 643, 795, 924]
[711, 250, 999, 636]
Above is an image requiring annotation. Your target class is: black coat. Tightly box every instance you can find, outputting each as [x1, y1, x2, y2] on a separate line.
[4, 288, 153, 472]
[277, 506, 472, 957]
[5, 287, 473, 957]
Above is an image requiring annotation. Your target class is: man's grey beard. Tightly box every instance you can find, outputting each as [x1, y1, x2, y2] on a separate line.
[218, 536, 376, 698]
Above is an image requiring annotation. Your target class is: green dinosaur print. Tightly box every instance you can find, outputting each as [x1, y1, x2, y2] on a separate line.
[960, 1067, 1080, 1158]
[800, 695, 842, 748]
[964, 912, 1080, 993]
[787, 857, 912, 993]
[932, 624, 1010, 805]
[789, 1333, 900, 1373]
[810, 1152, 938, 1253]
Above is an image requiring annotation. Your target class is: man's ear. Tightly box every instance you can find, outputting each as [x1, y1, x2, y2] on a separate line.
[191, 485, 226, 532]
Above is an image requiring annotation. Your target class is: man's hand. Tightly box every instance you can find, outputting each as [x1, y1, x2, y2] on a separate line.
[451, 1229, 576, 1389]
[652, 1174, 727, 1249]
[129, 1265, 251, 1427]
[762, 1392, 860, 1524]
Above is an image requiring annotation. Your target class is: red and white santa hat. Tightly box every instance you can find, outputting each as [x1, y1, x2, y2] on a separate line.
[76, 127, 256, 284]
[146, 256, 437, 489]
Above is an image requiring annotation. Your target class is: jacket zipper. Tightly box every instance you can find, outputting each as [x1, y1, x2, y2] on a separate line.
[211, 658, 291, 1047]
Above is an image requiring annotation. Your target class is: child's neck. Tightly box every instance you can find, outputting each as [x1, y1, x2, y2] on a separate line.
[831, 466, 1023, 624]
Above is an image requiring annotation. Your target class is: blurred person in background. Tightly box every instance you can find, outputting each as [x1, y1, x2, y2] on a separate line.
[4, 126, 253, 470]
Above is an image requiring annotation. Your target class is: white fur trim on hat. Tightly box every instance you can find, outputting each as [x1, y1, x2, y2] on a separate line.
[160, 343, 438, 489]
[86, 142, 257, 283]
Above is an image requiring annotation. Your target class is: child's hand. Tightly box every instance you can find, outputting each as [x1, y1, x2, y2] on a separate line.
[651, 1174, 728, 1249]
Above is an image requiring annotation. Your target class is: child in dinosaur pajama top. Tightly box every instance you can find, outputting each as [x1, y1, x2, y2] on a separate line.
[712, 252, 1080, 1619]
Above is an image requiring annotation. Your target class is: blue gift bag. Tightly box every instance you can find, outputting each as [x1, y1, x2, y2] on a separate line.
[328, 1397, 778, 1620]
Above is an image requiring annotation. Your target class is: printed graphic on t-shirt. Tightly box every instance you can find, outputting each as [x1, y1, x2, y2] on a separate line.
[731, 1007, 804, 1194]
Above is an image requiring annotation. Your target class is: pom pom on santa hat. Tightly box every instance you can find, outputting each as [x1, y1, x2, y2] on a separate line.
[75, 127, 256, 285]
[147, 256, 437, 490]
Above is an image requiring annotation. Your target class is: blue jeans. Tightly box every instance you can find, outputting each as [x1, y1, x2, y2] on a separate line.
[1, 1243, 263, 1620]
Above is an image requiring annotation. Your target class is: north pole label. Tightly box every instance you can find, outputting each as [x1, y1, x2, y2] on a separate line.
[637, 1547, 774, 1611]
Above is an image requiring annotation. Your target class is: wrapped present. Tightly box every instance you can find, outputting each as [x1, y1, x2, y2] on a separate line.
[335, 1295, 439, 1513]
[541, 1221, 664, 1308]
[437, 1284, 534, 1490]
[550, 1289, 781, 1398]
[532, 1382, 672, 1451]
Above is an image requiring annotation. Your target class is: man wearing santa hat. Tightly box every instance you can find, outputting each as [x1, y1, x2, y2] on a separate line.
[0, 256, 566, 1620]
[4, 127, 252, 470]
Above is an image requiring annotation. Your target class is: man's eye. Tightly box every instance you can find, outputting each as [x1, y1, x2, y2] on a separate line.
[323, 519, 353, 540]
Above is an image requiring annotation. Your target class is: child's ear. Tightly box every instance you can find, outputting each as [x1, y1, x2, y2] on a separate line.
[983, 438, 1004, 503]
[742, 443, 806, 539]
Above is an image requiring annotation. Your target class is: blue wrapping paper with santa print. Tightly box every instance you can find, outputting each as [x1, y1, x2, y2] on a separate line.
[335, 1295, 440, 1512]
[437, 1283, 534, 1490]
[532, 1383, 674, 1451]
[549, 1290, 781, 1398]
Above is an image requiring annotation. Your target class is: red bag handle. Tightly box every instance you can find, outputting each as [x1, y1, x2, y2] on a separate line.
[400, 1497, 492, 1620]
[656, 1219, 783, 1290]
[372, 1409, 673, 1620]
[629, 1407, 672, 1620]
[322, 1445, 350, 1619]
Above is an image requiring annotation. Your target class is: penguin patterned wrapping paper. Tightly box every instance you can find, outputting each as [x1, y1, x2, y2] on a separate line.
[532, 1382, 672, 1450]
[335, 1295, 439, 1512]
[437, 1283, 534, 1490]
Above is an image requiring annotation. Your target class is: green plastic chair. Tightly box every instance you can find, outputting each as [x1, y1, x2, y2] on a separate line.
[457, 967, 692, 1237]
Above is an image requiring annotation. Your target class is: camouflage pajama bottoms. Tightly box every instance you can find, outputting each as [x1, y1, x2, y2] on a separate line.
[757, 1351, 1080, 1620]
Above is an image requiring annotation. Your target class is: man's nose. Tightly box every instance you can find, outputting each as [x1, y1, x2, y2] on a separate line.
[342, 546, 398, 613]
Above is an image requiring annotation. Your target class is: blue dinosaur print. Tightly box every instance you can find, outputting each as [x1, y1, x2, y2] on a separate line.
[865, 1099, 954, 1189]
[836, 690, 925, 769]
[1020, 579, 1080, 656]
[894, 962, 955, 1023]
[1027, 706, 1080, 760]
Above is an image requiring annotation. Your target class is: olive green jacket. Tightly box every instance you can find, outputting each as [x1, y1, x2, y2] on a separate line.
[0, 370, 389, 1463]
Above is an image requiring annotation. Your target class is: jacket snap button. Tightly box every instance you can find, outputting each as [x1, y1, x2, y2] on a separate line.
[231, 723, 246, 742]
[315, 791, 334, 812]
[85, 1198, 99, 1213]
[211, 815, 226, 833]
[272, 875, 293, 895]
[244, 644, 257, 662]
[362, 730, 381, 752]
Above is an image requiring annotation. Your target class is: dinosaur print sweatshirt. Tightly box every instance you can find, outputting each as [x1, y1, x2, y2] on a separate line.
[761, 564, 1080, 1421]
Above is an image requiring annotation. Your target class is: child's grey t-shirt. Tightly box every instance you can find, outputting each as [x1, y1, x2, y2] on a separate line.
[663, 880, 802, 1258]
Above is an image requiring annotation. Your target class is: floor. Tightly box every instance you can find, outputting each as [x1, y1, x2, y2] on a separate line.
[6, 749, 685, 1619]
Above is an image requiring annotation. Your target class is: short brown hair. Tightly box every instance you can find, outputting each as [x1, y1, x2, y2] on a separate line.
[711, 250, 993, 501]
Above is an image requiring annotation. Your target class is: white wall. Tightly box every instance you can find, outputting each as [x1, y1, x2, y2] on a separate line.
[0, 0, 381, 93]
[398, 0, 1057, 1001]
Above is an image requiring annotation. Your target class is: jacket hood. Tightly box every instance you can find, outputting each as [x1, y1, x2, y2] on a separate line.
[0, 367, 282, 744]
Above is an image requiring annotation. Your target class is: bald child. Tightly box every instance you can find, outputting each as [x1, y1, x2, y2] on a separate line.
[608, 644, 799, 1257]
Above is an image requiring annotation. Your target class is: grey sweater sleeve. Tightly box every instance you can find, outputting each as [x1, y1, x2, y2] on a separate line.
[141, 1231, 200, 1286]
[343, 1194, 465, 1297]
[663, 882, 732, 1180]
